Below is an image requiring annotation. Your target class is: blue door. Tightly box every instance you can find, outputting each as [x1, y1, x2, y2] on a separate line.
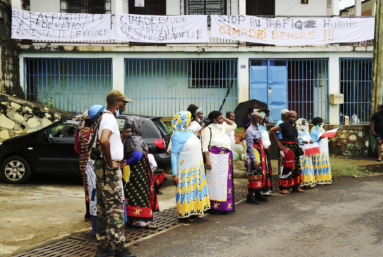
[249, 59, 288, 123]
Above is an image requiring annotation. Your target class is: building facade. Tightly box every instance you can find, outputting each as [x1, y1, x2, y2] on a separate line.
[13, 0, 373, 125]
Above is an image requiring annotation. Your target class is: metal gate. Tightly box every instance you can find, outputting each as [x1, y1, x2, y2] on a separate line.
[340, 58, 373, 124]
[249, 59, 288, 123]
[24, 58, 113, 113]
[124, 59, 238, 118]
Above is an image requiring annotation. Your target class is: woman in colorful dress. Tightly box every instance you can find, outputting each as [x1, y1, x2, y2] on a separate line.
[75, 111, 92, 221]
[202, 111, 237, 213]
[257, 109, 273, 196]
[310, 117, 332, 185]
[170, 111, 210, 222]
[123, 116, 159, 229]
[296, 118, 316, 188]
[270, 111, 303, 194]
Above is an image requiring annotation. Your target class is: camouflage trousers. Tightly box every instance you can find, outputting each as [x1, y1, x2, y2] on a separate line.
[95, 160, 125, 250]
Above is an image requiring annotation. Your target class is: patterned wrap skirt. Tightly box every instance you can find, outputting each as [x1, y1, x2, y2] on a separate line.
[206, 146, 234, 213]
[124, 154, 159, 221]
[300, 146, 316, 187]
[279, 141, 302, 190]
[312, 138, 332, 184]
[79, 127, 91, 203]
[246, 139, 273, 192]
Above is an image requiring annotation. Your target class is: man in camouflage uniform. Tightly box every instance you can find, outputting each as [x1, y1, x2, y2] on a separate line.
[95, 90, 136, 257]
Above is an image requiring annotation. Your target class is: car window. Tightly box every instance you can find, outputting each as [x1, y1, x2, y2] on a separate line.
[50, 119, 79, 138]
[152, 118, 170, 135]
[117, 117, 161, 138]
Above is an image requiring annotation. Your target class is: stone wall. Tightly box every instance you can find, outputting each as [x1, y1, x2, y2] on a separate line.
[0, 93, 71, 142]
[0, 0, 23, 98]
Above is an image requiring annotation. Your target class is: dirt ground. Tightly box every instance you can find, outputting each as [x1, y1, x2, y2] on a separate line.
[0, 174, 91, 256]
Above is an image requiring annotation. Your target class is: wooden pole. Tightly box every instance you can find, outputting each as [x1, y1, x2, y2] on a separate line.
[369, 0, 383, 157]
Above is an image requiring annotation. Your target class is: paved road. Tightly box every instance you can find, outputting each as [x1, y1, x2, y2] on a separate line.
[130, 175, 383, 257]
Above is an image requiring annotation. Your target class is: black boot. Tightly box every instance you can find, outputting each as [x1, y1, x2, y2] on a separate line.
[95, 244, 115, 257]
[255, 192, 268, 202]
[246, 194, 260, 204]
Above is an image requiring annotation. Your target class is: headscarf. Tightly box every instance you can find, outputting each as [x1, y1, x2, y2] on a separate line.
[88, 105, 106, 122]
[196, 108, 203, 114]
[208, 111, 222, 123]
[296, 118, 310, 142]
[75, 110, 88, 122]
[312, 117, 323, 126]
[123, 116, 148, 154]
[171, 111, 192, 154]
[286, 110, 297, 119]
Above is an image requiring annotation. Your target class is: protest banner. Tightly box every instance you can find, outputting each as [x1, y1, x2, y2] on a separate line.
[211, 15, 374, 46]
[11, 9, 111, 41]
[112, 14, 209, 43]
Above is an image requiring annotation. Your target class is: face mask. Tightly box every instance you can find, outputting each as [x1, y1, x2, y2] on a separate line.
[115, 102, 120, 117]
[301, 125, 307, 130]
[196, 116, 201, 123]
[320, 124, 324, 128]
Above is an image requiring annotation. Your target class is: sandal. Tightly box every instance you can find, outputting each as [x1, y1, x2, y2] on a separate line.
[179, 217, 194, 223]
[140, 223, 158, 229]
[280, 190, 290, 194]
[377, 159, 381, 162]
[292, 188, 304, 193]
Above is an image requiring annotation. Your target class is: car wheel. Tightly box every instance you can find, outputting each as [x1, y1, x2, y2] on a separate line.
[1, 156, 32, 184]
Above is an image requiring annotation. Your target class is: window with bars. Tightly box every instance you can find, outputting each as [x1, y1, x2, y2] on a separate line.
[246, 0, 275, 16]
[129, 0, 166, 15]
[184, 0, 227, 15]
[60, 0, 111, 14]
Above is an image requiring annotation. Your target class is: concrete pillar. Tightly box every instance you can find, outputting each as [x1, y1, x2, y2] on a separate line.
[112, 55, 125, 93]
[238, 56, 249, 103]
[331, 0, 340, 16]
[11, 0, 22, 9]
[113, 0, 123, 14]
[328, 55, 340, 125]
[355, 0, 362, 16]
[239, 0, 246, 15]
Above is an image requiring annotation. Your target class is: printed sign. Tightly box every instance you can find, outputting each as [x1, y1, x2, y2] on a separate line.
[135, 0, 144, 7]
[112, 14, 209, 43]
[11, 9, 111, 41]
[211, 15, 374, 46]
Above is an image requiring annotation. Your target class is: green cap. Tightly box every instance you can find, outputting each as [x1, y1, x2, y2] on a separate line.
[106, 90, 133, 104]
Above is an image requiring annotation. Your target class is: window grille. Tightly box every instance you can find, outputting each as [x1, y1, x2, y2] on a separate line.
[184, 0, 227, 15]
[129, 0, 166, 15]
[60, 0, 111, 14]
[340, 58, 373, 124]
[246, 0, 275, 16]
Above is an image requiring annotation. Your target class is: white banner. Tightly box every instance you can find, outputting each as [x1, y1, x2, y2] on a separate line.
[11, 9, 111, 41]
[112, 14, 209, 43]
[211, 15, 375, 46]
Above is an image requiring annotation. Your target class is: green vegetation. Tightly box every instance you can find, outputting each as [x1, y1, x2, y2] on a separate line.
[165, 122, 173, 136]
[235, 127, 244, 134]
[330, 160, 371, 178]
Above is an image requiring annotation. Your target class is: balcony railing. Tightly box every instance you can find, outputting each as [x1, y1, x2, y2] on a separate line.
[19, 15, 374, 47]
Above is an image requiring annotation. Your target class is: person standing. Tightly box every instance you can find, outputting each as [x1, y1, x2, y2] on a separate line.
[202, 111, 237, 214]
[296, 118, 316, 188]
[93, 90, 136, 257]
[225, 111, 236, 150]
[270, 111, 303, 194]
[371, 105, 383, 161]
[245, 112, 270, 204]
[310, 117, 332, 185]
[187, 104, 203, 136]
[170, 111, 210, 222]
[274, 109, 289, 171]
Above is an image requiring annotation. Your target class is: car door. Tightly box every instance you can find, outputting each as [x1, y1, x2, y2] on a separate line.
[38, 117, 80, 172]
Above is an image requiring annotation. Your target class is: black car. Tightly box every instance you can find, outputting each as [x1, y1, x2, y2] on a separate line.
[0, 114, 171, 184]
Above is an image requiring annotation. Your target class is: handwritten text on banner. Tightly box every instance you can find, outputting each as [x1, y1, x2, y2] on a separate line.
[11, 9, 111, 41]
[211, 15, 374, 45]
[112, 14, 209, 43]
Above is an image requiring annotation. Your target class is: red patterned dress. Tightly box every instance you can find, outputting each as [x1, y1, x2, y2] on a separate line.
[79, 127, 91, 203]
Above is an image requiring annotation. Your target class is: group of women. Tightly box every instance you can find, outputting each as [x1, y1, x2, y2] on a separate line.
[76, 104, 332, 229]
[169, 105, 237, 222]
[270, 111, 332, 195]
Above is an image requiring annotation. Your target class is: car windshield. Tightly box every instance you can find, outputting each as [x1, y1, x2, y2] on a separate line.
[117, 117, 161, 138]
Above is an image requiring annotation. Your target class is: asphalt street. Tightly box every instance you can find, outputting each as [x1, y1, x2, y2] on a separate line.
[129, 175, 383, 257]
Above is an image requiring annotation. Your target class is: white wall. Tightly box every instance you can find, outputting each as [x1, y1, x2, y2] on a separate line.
[167, 0, 180, 15]
[30, 0, 60, 13]
[275, 0, 327, 16]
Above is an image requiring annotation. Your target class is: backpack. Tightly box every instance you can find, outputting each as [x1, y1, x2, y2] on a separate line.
[88, 113, 104, 160]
